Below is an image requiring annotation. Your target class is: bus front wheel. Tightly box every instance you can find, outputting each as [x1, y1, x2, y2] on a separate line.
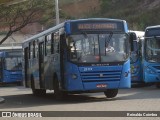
[104, 89, 118, 98]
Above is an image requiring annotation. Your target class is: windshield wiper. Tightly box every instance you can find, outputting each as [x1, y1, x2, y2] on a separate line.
[82, 32, 88, 38]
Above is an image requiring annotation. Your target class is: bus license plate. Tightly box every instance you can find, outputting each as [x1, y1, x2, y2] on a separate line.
[96, 84, 107, 88]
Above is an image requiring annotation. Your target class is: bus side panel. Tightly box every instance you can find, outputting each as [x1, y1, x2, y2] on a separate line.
[143, 61, 160, 83]
[131, 59, 143, 83]
[43, 55, 54, 89]
[31, 58, 40, 89]
[119, 59, 131, 88]
[64, 62, 84, 91]
[52, 54, 61, 84]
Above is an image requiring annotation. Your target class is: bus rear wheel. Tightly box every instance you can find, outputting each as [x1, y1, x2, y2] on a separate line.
[31, 75, 46, 96]
[104, 89, 118, 98]
[32, 89, 46, 96]
[53, 77, 67, 100]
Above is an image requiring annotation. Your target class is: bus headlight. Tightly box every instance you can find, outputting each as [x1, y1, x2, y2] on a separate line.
[145, 67, 156, 74]
[71, 74, 78, 79]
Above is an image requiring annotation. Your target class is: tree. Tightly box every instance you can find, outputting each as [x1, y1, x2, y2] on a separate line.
[0, 0, 55, 45]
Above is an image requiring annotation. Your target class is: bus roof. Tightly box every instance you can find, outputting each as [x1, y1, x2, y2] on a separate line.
[22, 18, 127, 46]
[146, 25, 160, 30]
[66, 18, 126, 23]
[0, 43, 22, 51]
[0, 43, 22, 50]
[0, 46, 22, 50]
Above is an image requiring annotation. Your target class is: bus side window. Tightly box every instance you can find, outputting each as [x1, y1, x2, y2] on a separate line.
[54, 32, 60, 53]
[29, 42, 33, 59]
[45, 35, 51, 55]
[45, 36, 47, 56]
[51, 33, 54, 54]
[30, 41, 35, 59]
[29, 43, 31, 59]
[33, 41, 35, 58]
[35, 40, 38, 58]
[39, 42, 44, 61]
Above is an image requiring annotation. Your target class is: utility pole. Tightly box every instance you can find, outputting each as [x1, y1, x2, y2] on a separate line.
[55, 0, 59, 25]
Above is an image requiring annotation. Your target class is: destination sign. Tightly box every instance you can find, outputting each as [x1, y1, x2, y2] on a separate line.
[78, 23, 117, 30]
[70, 20, 124, 33]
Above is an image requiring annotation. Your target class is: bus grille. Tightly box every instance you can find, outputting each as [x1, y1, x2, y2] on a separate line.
[80, 70, 121, 82]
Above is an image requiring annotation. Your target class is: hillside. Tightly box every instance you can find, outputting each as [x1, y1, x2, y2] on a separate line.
[1, 0, 160, 33]
[61, 0, 100, 18]
[61, 0, 160, 30]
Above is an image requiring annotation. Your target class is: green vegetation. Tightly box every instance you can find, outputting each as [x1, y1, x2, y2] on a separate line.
[1, 0, 160, 32]
[0, 31, 7, 35]
[59, 0, 75, 5]
[58, 0, 160, 31]
[0, 0, 56, 44]
[0, 0, 12, 4]
[98, 0, 160, 30]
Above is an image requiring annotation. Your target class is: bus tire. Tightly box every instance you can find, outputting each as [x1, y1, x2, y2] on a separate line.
[32, 89, 46, 96]
[104, 89, 118, 98]
[53, 77, 67, 100]
[31, 75, 46, 96]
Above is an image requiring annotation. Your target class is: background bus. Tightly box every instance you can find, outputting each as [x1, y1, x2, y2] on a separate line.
[23, 18, 131, 99]
[143, 25, 160, 88]
[0, 43, 23, 85]
[129, 31, 144, 83]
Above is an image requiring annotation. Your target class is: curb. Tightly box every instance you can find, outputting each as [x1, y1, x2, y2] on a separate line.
[0, 97, 5, 104]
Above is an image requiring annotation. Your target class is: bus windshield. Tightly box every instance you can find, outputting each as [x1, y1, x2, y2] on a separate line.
[66, 33, 129, 63]
[5, 57, 22, 70]
[145, 37, 160, 62]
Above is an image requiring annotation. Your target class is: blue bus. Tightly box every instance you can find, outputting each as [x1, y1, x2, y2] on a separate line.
[129, 31, 144, 83]
[22, 18, 131, 99]
[0, 45, 23, 85]
[143, 25, 160, 88]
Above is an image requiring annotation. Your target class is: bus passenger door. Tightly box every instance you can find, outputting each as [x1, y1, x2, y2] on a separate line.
[39, 42, 45, 88]
[60, 34, 66, 89]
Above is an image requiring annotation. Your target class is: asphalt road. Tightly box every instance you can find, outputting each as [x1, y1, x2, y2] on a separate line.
[0, 84, 160, 120]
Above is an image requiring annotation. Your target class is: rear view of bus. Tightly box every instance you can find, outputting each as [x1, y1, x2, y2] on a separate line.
[143, 25, 160, 88]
